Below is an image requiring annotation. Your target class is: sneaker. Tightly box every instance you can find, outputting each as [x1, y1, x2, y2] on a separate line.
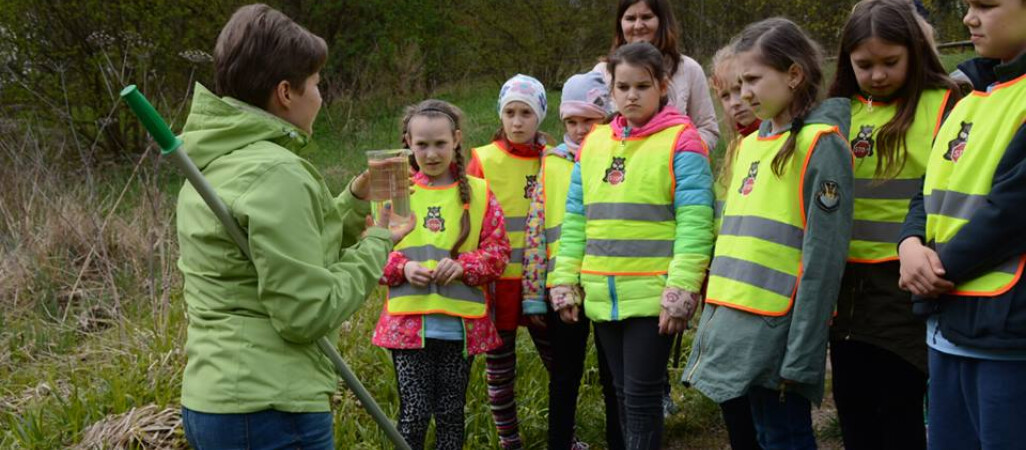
[570, 438, 590, 450]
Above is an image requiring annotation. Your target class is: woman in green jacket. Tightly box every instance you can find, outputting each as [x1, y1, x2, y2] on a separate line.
[176, 5, 412, 449]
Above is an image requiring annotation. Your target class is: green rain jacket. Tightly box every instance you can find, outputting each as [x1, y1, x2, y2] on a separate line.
[177, 84, 392, 413]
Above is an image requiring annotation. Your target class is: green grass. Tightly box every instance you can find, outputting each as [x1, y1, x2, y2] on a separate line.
[0, 51, 977, 449]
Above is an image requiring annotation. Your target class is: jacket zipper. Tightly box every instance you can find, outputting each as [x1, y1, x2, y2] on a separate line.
[685, 305, 717, 383]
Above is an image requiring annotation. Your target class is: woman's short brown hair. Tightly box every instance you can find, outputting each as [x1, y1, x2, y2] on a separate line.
[213, 4, 327, 109]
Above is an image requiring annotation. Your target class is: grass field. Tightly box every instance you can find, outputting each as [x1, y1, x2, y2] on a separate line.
[0, 50, 974, 449]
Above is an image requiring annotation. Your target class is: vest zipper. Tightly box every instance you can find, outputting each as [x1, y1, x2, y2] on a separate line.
[621, 126, 631, 149]
[685, 305, 717, 383]
[865, 95, 874, 112]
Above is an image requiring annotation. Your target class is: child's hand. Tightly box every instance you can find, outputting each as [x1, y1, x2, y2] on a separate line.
[403, 261, 434, 287]
[433, 258, 464, 285]
[558, 305, 580, 324]
[898, 238, 954, 298]
[658, 309, 688, 335]
[550, 285, 581, 309]
[658, 287, 698, 335]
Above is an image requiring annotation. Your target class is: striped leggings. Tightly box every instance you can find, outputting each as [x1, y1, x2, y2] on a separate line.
[485, 326, 553, 449]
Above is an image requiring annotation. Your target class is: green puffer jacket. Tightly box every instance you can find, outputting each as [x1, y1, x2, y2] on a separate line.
[177, 84, 392, 413]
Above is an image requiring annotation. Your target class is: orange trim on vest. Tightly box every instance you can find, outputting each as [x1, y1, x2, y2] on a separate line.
[950, 256, 1026, 298]
[847, 255, 901, 264]
[385, 287, 492, 319]
[933, 89, 953, 138]
[581, 269, 669, 277]
[706, 264, 804, 317]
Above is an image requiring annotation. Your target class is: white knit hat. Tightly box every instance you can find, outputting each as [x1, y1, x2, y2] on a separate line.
[497, 74, 547, 122]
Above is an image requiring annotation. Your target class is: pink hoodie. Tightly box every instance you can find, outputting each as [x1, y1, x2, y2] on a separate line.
[608, 105, 709, 158]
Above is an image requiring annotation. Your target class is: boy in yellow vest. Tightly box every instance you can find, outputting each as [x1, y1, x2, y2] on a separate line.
[897, 0, 1026, 447]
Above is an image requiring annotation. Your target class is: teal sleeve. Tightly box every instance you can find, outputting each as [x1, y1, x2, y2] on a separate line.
[549, 163, 586, 287]
[241, 164, 393, 344]
[667, 152, 715, 292]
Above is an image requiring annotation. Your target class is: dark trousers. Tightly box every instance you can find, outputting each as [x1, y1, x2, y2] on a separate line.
[720, 395, 762, 450]
[391, 339, 474, 450]
[182, 407, 333, 450]
[594, 317, 673, 450]
[830, 339, 926, 450]
[928, 348, 1026, 450]
[547, 308, 624, 450]
[748, 386, 816, 450]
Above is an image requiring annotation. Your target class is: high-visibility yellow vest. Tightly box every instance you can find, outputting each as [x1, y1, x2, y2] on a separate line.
[706, 124, 845, 316]
[848, 89, 951, 263]
[924, 74, 1026, 297]
[472, 143, 543, 280]
[541, 152, 575, 286]
[387, 176, 490, 318]
[579, 124, 681, 276]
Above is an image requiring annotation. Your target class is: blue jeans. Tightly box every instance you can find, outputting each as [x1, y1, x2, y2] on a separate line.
[748, 386, 816, 450]
[181, 407, 333, 450]
[928, 349, 1026, 450]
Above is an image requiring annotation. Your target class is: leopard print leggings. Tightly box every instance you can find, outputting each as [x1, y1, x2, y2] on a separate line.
[391, 339, 474, 450]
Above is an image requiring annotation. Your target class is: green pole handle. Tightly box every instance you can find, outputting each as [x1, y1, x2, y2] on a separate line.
[120, 85, 182, 155]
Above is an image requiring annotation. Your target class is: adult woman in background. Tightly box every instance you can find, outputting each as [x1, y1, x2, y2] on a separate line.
[593, 0, 720, 150]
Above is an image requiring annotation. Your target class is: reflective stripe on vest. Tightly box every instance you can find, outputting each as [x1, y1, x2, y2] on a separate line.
[579, 123, 682, 276]
[924, 74, 1026, 297]
[387, 177, 489, 318]
[706, 124, 844, 316]
[472, 142, 543, 279]
[541, 153, 575, 286]
[848, 89, 950, 263]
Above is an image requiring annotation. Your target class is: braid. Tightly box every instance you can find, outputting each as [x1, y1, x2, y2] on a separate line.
[451, 143, 472, 258]
[400, 99, 472, 259]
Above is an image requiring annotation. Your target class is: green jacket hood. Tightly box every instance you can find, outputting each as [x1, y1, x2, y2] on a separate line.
[179, 83, 310, 170]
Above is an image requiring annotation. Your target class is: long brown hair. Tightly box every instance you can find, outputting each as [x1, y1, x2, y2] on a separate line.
[611, 0, 682, 78]
[401, 99, 472, 258]
[734, 18, 824, 177]
[829, 0, 961, 178]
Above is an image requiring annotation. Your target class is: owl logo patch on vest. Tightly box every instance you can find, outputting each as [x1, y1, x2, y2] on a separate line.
[524, 175, 538, 199]
[944, 122, 972, 162]
[851, 125, 875, 158]
[603, 157, 626, 185]
[816, 180, 841, 212]
[739, 161, 759, 196]
[423, 206, 446, 232]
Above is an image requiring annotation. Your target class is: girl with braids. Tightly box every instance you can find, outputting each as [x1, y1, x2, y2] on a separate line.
[827, 1, 961, 448]
[373, 99, 511, 450]
[683, 18, 853, 449]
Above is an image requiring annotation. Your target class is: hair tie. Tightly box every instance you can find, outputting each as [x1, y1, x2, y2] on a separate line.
[462, 203, 470, 210]
[791, 115, 806, 132]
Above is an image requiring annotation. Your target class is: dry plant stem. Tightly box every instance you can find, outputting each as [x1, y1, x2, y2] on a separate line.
[64, 146, 152, 323]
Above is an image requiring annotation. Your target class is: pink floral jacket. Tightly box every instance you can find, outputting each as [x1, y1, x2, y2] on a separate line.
[372, 170, 510, 355]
